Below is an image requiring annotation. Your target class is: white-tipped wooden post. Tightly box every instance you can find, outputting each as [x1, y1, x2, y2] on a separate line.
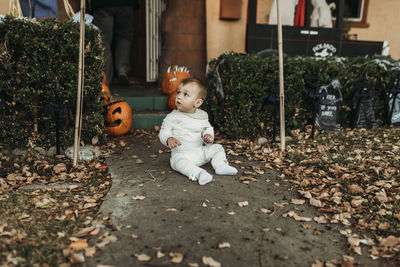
[73, 0, 86, 166]
[276, 0, 286, 151]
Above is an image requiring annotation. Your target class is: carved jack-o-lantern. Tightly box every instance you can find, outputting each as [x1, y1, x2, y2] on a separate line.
[168, 91, 177, 110]
[100, 72, 111, 104]
[161, 66, 191, 95]
[104, 99, 132, 136]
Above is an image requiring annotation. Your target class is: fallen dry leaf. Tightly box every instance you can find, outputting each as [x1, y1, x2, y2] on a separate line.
[69, 239, 88, 251]
[291, 199, 305, 205]
[283, 211, 312, 222]
[157, 251, 165, 258]
[260, 208, 272, 214]
[84, 247, 96, 257]
[96, 234, 117, 248]
[134, 253, 151, 262]
[218, 242, 231, 248]
[202, 256, 221, 267]
[132, 195, 146, 200]
[237, 201, 249, 207]
[311, 260, 324, 267]
[115, 192, 126, 198]
[348, 184, 363, 195]
[166, 208, 178, 212]
[310, 198, 323, 207]
[169, 252, 184, 263]
[274, 202, 288, 208]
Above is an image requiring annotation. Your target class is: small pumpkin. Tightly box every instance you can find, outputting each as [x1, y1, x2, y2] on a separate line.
[104, 99, 133, 136]
[168, 91, 177, 110]
[100, 72, 111, 105]
[161, 66, 191, 95]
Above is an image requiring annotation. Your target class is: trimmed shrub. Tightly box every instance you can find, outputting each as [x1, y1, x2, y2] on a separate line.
[205, 52, 400, 139]
[0, 16, 105, 149]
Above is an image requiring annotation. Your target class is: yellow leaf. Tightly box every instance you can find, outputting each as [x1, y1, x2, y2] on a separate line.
[69, 239, 88, 251]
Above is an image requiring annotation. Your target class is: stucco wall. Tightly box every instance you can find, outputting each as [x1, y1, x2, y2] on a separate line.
[349, 0, 400, 59]
[206, 0, 400, 60]
[0, 2, 8, 14]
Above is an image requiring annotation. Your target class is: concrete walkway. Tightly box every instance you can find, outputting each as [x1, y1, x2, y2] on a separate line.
[81, 131, 383, 267]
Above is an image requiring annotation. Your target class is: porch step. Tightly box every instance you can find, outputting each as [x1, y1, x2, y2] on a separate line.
[109, 82, 170, 130]
[110, 83, 168, 111]
[132, 111, 169, 130]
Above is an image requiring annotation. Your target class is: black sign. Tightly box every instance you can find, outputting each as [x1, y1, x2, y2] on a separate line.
[314, 80, 342, 131]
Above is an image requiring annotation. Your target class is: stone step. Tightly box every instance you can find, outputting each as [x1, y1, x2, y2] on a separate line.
[108, 83, 171, 130]
[110, 83, 169, 111]
[132, 110, 169, 130]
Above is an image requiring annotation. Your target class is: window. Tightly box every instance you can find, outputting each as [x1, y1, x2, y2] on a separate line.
[332, 0, 370, 28]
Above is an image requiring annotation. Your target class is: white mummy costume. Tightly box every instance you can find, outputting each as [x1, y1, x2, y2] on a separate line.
[159, 109, 233, 182]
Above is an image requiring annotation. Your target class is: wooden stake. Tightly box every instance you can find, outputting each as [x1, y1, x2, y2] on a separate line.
[73, 0, 86, 166]
[277, 0, 286, 151]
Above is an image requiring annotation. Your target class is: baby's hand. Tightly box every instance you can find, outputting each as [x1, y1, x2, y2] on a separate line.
[167, 137, 181, 149]
[203, 134, 214, 143]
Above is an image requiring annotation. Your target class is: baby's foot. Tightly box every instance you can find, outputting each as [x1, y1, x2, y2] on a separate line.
[215, 164, 238, 175]
[198, 170, 213, 185]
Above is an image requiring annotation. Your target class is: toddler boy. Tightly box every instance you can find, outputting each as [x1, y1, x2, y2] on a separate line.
[159, 78, 237, 185]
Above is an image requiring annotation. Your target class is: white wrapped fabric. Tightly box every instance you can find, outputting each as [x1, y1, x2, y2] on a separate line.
[268, 0, 298, 26]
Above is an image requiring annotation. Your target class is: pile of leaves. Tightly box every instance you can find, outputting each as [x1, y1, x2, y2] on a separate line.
[223, 126, 400, 261]
[0, 146, 113, 266]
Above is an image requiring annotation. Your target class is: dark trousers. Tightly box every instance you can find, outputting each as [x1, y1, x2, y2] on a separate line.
[93, 6, 134, 85]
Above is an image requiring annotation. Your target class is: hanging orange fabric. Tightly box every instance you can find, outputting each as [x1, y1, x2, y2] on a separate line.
[294, 0, 306, 26]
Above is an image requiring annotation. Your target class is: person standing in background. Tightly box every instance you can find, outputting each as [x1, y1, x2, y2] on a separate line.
[19, 0, 59, 19]
[91, 0, 139, 86]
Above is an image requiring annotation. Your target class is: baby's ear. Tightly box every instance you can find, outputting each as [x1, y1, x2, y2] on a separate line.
[195, 98, 203, 108]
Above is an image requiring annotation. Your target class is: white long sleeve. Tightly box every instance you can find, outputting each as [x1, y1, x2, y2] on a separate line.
[159, 109, 213, 149]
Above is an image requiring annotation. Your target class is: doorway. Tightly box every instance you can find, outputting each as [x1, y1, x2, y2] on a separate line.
[129, 0, 147, 83]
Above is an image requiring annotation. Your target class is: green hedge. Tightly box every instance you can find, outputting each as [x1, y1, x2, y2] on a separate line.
[0, 16, 105, 149]
[205, 52, 400, 139]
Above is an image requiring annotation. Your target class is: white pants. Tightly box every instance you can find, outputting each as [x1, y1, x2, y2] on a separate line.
[170, 144, 228, 181]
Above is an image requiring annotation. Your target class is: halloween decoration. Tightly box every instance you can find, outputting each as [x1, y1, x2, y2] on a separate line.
[311, 79, 342, 134]
[104, 99, 133, 136]
[351, 75, 380, 129]
[100, 72, 111, 105]
[387, 75, 400, 126]
[161, 66, 191, 95]
[168, 91, 177, 110]
[310, 0, 336, 28]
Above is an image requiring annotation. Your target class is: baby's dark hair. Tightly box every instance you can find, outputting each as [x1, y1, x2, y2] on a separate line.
[180, 78, 207, 100]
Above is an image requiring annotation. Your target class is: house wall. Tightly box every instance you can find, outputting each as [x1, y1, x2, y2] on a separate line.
[0, 2, 8, 14]
[349, 0, 400, 59]
[206, 0, 400, 61]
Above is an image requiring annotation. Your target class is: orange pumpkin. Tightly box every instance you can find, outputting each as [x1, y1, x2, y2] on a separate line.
[100, 72, 111, 104]
[104, 99, 133, 136]
[168, 91, 177, 110]
[161, 66, 191, 95]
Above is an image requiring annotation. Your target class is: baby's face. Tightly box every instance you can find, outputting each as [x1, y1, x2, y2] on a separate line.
[175, 83, 202, 113]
